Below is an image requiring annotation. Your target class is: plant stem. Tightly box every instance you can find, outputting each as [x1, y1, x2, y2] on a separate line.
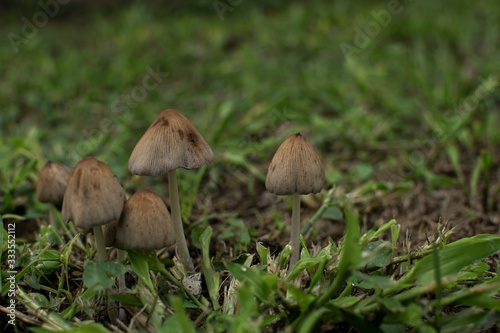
[93, 225, 107, 261]
[117, 249, 127, 322]
[289, 193, 301, 270]
[300, 187, 336, 235]
[117, 250, 126, 291]
[168, 169, 195, 272]
[48, 207, 58, 230]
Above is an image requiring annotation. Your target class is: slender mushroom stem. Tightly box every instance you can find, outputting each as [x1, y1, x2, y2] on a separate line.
[289, 192, 301, 270]
[117, 249, 127, 321]
[48, 207, 58, 229]
[117, 250, 126, 291]
[93, 226, 107, 261]
[167, 169, 195, 271]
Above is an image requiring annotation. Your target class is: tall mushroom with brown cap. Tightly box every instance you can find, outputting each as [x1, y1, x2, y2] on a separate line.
[115, 189, 175, 250]
[128, 109, 214, 271]
[266, 133, 325, 270]
[62, 156, 126, 261]
[36, 161, 70, 229]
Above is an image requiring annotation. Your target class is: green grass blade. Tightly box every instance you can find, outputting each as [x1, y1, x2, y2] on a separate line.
[411, 235, 500, 285]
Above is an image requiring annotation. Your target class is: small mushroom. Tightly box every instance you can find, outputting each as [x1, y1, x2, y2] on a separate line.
[62, 156, 126, 261]
[128, 109, 214, 271]
[115, 189, 175, 250]
[36, 161, 70, 207]
[266, 133, 325, 270]
[36, 161, 70, 228]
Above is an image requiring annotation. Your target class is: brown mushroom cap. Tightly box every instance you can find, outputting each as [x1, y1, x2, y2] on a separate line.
[36, 161, 70, 206]
[265, 133, 325, 195]
[62, 156, 126, 229]
[103, 220, 119, 248]
[128, 109, 215, 176]
[115, 189, 175, 251]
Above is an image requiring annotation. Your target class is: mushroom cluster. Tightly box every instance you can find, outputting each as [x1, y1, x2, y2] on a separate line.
[35, 109, 327, 315]
[34, 110, 215, 268]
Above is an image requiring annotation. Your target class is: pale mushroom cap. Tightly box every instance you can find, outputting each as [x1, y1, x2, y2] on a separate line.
[62, 156, 126, 229]
[115, 189, 175, 251]
[265, 133, 325, 195]
[36, 161, 70, 206]
[128, 109, 215, 176]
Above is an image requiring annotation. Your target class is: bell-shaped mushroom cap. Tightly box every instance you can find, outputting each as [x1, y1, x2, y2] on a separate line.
[36, 161, 70, 206]
[62, 157, 126, 229]
[115, 189, 175, 251]
[266, 133, 325, 195]
[128, 109, 215, 176]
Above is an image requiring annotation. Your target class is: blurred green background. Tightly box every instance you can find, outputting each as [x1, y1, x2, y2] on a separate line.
[1, 0, 499, 234]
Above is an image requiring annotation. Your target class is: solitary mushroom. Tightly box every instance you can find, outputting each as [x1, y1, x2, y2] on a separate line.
[62, 156, 126, 261]
[36, 161, 70, 229]
[266, 133, 325, 270]
[128, 109, 214, 271]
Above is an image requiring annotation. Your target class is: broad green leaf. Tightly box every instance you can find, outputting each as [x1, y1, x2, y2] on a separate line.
[440, 308, 495, 333]
[236, 284, 259, 319]
[411, 235, 500, 285]
[25, 274, 40, 289]
[127, 249, 155, 294]
[82, 260, 129, 296]
[323, 206, 343, 221]
[357, 240, 392, 269]
[354, 163, 373, 180]
[256, 242, 269, 265]
[341, 207, 361, 269]
[225, 262, 278, 302]
[351, 271, 396, 291]
[286, 257, 324, 281]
